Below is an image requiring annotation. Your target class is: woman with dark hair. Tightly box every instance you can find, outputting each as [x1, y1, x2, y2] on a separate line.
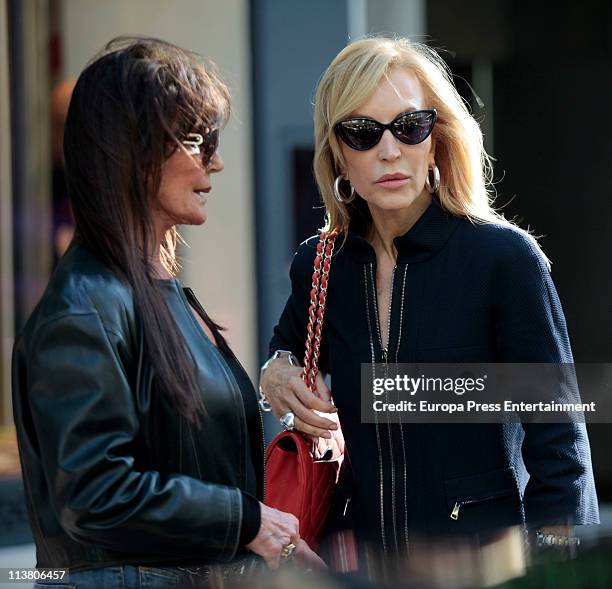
[12, 37, 321, 588]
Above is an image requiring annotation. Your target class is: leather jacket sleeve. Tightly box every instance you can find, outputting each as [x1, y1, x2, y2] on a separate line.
[25, 310, 243, 561]
[495, 236, 599, 526]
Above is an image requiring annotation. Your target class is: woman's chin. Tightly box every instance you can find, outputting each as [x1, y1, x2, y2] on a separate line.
[189, 204, 208, 225]
[367, 193, 421, 212]
[177, 212, 207, 227]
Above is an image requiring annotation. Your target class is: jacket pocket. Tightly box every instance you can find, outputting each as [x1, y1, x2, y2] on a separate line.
[444, 466, 524, 534]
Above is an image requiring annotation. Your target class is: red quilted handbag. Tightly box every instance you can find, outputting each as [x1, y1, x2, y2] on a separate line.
[264, 230, 346, 551]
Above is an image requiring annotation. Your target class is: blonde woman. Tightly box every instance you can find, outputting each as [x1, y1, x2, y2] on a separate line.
[259, 37, 598, 563]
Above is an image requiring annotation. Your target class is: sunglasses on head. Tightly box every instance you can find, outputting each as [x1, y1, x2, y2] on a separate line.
[181, 128, 219, 167]
[334, 109, 437, 151]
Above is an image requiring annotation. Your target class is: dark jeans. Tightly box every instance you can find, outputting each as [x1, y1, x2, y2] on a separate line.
[32, 559, 260, 589]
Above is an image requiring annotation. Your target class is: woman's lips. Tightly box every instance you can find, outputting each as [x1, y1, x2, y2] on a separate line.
[193, 188, 211, 198]
[375, 173, 410, 189]
[376, 177, 410, 189]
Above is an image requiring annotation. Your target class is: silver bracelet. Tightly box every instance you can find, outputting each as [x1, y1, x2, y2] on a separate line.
[257, 350, 298, 412]
[535, 531, 580, 548]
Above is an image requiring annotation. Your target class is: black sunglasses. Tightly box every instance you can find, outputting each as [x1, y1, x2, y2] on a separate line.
[181, 128, 220, 167]
[334, 109, 437, 151]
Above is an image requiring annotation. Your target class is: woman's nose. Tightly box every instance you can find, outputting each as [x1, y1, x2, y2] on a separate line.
[377, 129, 401, 161]
[208, 151, 224, 173]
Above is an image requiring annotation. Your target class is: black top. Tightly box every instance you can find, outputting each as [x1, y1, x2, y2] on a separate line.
[271, 196, 598, 554]
[182, 288, 262, 545]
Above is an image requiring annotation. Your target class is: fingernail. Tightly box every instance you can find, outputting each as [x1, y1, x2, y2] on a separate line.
[323, 432, 332, 439]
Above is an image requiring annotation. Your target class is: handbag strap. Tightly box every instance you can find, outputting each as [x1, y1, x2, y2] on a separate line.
[302, 230, 338, 395]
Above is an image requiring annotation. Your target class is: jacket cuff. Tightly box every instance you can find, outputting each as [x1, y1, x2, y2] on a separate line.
[239, 491, 261, 546]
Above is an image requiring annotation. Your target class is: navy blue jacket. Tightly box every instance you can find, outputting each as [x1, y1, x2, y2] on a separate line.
[270, 196, 598, 553]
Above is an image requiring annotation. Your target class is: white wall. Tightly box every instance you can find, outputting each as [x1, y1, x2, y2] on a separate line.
[0, 0, 14, 425]
[61, 0, 256, 375]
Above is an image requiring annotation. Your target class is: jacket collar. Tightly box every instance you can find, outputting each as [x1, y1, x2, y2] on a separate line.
[344, 195, 460, 264]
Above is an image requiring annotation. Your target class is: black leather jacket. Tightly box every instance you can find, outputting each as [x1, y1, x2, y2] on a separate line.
[12, 243, 264, 570]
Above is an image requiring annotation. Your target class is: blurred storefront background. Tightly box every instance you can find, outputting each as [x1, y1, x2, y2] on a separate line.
[1, 0, 611, 585]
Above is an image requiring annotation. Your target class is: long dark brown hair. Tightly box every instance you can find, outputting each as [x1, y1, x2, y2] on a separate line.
[63, 37, 231, 424]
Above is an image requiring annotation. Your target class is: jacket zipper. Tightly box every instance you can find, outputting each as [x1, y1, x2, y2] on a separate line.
[451, 502, 461, 520]
[395, 264, 410, 551]
[372, 265, 397, 363]
[371, 263, 413, 555]
[450, 489, 516, 520]
[369, 262, 400, 557]
[363, 264, 387, 556]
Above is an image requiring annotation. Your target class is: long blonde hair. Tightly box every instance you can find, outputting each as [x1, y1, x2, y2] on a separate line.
[313, 36, 547, 261]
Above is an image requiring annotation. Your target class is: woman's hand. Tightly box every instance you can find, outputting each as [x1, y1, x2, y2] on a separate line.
[245, 503, 301, 569]
[260, 358, 338, 438]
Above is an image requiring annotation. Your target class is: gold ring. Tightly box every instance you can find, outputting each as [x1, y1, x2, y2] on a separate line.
[280, 542, 296, 559]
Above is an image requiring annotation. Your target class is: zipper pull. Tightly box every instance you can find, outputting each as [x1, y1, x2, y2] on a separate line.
[382, 348, 388, 362]
[450, 502, 461, 520]
[343, 497, 351, 517]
